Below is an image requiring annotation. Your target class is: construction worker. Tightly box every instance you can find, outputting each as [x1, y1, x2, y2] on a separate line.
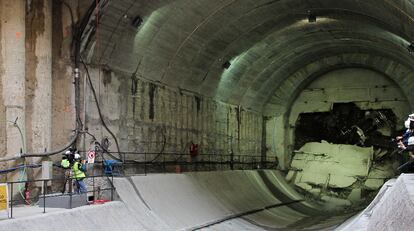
[61, 151, 72, 169]
[396, 114, 414, 150]
[72, 153, 87, 194]
[397, 136, 414, 173]
[61, 150, 74, 193]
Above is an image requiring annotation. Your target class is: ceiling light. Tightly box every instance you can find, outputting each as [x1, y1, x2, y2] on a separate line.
[308, 10, 316, 23]
[132, 15, 143, 28]
[222, 61, 231, 69]
[408, 42, 414, 53]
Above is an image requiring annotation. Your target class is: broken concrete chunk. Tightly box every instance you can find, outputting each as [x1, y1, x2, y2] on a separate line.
[321, 195, 352, 211]
[364, 178, 384, 190]
[347, 188, 362, 202]
[286, 171, 296, 182]
[328, 175, 358, 188]
[291, 142, 373, 189]
[367, 161, 395, 179]
[296, 182, 313, 191]
[309, 188, 321, 197]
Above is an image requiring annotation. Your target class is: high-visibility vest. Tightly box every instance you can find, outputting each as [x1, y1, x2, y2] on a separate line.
[72, 162, 86, 179]
[61, 159, 70, 169]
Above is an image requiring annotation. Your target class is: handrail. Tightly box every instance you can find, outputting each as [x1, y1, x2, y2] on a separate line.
[4, 174, 116, 219]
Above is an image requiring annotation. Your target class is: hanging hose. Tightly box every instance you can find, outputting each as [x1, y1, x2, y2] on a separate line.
[80, 58, 122, 162]
[148, 126, 167, 162]
[5, 118, 29, 201]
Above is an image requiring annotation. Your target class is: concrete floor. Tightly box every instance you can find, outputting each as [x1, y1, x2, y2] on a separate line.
[0, 170, 412, 231]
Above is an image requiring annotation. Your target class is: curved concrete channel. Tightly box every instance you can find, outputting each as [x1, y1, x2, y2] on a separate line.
[1, 170, 413, 231]
[0, 170, 362, 231]
[111, 170, 352, 230]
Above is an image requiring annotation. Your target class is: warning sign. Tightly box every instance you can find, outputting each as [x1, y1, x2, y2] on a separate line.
[87, 151, 96, 164]
[0, 184, 8, 219]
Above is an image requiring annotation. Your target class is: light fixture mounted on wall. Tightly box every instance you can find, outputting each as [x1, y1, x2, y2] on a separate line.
[408, 42, 414, 53]
[308, 10, 316, 23]
[132, 15, 143, 28]
[222, 61, 231, 69]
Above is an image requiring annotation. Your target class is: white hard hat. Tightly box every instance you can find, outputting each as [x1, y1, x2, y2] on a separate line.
[405, 119, 411, 129]
[74, 153, 81, 159]
[65, 150, 71, 155]
[409, 113, 414, 120]
[408, 136, 414, 146]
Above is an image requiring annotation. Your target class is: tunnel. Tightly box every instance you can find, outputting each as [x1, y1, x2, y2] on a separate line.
[1, 0, 414, 230]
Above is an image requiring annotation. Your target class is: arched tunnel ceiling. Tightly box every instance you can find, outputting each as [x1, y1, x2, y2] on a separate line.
[82, 0, 414, 113]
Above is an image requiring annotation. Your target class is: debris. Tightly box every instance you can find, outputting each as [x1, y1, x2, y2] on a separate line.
[296, 182, 313, 191]
[289, 141, 378, 209]
[295, 103, 396, 157]
[347, 188, 362, 202]
[290, 142, 373, 188]
[321, 195, 352, 211]
[364, 179, 384, 190]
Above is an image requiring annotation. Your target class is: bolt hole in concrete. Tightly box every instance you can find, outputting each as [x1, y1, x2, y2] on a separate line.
[285, 68, 409, 216]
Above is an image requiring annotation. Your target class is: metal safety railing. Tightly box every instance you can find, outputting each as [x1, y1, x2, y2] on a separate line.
[0, 151, 277, 219]
[78, 150, 279, 176]
[1, 174, 115, 219]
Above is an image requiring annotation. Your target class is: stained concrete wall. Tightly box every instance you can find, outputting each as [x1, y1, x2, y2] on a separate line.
[0, 1, 81, 187]
[0, 0, 27, 182]
[84, 67, 263, 161]
[50, 0, 77, 152]
[25, 0, 53, 184]
[26, 0, 53, 154]
[0, 1, 263, 184]
[0, 2, 8, 180]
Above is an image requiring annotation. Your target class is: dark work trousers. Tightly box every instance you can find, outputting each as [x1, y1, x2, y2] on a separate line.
[398, 159, 414, 173]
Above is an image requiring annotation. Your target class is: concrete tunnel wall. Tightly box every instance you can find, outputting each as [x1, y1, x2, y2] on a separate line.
[77, 0, 414, 216]
[1, 0, 414, 220]
[79, 0, 414, 169]
[84, 67, 263, 162]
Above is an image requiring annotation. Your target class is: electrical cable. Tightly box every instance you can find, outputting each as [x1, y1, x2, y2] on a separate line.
[174, 141, 192, 162]
[75, 0, 122, 162]
[83, 131, 122, 161]
[60, 0, 75, 36]
[148, 126, 167, 162]
[0, 1, 119, 166]
[6, 118, 29, 202]
[0, 164, 42, 175]
[80, 57, 122, 162]
[0, 0, 92, 161]
[17, 0, 102, 159]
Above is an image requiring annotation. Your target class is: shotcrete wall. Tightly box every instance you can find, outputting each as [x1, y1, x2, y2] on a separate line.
[83, 67, 264, 161]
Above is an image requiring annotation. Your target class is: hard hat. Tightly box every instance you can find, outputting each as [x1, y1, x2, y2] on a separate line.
[409, 113, 414, 120]
[74, 153, 81, 159]
[405, 119, 411, 129]
[64, 150, 71, 155]
[408, 136, 414, 146]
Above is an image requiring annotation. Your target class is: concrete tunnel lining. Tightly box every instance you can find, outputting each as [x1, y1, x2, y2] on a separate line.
[78, 0, 414, 228]
[81, 2, 414, 110]
[3, 0, 414, 230]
